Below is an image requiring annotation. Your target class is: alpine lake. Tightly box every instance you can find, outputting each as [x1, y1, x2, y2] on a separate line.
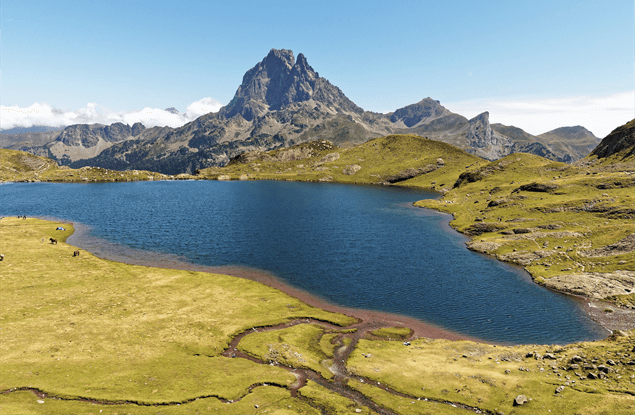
[2, 180, 608, 344]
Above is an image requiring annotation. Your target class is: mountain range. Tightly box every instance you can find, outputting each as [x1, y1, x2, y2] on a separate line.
[1, 49, 602, 175]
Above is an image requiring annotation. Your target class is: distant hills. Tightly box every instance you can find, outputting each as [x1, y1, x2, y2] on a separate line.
[0, 49, 606, 174]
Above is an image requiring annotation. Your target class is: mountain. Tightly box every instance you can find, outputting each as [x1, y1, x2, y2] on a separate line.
[1, 49, 603, 174]
[490, 124, 602, 163]
[220, 49, 363, 120]
[537, 126, 601, 162]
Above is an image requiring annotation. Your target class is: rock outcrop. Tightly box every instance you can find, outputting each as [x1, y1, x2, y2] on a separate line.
[541, 271, 635, 300]
[590, 119, 635, 159]
[464, 112, 514, 160]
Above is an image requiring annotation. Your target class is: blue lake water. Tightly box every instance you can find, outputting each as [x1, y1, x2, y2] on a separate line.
[2, 180, 607, 344]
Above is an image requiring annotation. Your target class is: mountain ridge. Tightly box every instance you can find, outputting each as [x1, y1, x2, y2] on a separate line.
[1, 49, 609, 174]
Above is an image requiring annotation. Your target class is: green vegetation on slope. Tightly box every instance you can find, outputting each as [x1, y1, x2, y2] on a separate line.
[413, 152, 635, 307]
[238, 319, 635, 415]
[196, 134, 486, 189]
[239, 324, 336, 379]
[0, 217, 353, 413]
[348, 335, 635, 415]
[0, 148, 177, 182]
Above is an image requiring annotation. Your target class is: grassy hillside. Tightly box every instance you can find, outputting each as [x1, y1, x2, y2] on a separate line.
[414, 153, 635, 307]
[197, 134, 486, 189]
[1, 218, 634, 414]
[0, 149, 174, 182]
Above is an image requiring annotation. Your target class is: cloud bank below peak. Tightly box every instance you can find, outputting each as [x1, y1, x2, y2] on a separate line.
[0, 97, 224, 131]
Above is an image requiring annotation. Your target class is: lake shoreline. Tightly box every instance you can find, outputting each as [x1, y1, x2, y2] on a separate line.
[62, 218, 623, 345]
[65, 219, 484, 344]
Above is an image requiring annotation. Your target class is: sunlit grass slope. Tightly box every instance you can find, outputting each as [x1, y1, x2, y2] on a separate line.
[414, 152, 635, 306]
[0, 149, 173, 182]
[0, 217, 353, 413]
[347, 334, 635, 415]
[196, 134, 486, 188]
[237, 319, 635, 415]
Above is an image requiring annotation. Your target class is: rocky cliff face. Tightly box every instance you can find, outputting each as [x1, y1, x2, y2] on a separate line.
[11, 122, 149, 165]
[7, 49, 604, 174]
[221, 49, 362, 121]
[55, 122, 145, 147]
[590, 119, 635, 159]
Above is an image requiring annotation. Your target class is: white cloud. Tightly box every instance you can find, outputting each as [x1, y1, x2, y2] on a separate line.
[445, 91, 634, 138]
[185, 97, 223, 119]
[0, 98, 223, 131]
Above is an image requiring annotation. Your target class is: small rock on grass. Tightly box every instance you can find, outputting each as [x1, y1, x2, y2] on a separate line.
[514, 395, 528, 406]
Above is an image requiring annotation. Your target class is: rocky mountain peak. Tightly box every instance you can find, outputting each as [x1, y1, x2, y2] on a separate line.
[466, 112, 492, 146]
[131, 122, 146, 136]
[221, 49, 360, 121]
[390, 97, 449, 127]
[265, 48, 295, 68]
[464, 111, 514, 159]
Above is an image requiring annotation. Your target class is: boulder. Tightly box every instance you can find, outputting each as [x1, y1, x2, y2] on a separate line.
[343, 164, 362, 175]
[513, 182, 558, 193]
[513, 395, 528, 406]
[318, 152, 340, 164]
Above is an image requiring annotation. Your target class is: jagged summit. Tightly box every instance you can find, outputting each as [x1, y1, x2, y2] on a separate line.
[221, 48, 362, 120]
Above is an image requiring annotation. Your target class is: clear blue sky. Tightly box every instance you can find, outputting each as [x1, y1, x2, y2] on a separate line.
[2, 0, 633, 136]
